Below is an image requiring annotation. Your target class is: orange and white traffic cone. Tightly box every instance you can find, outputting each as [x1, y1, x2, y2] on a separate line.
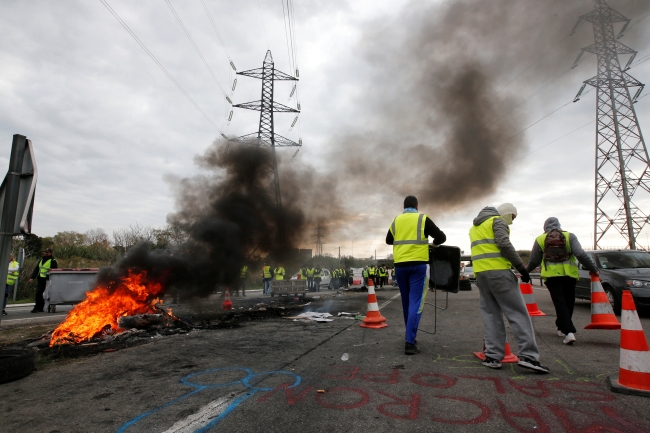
[519, 283, 546, 316]
[608, 290, 650, 397]
[474, 341, 519, 363]
[584, 275, 620, 330]
[222, 287, 233, 311]
[360, 277, 388, 329]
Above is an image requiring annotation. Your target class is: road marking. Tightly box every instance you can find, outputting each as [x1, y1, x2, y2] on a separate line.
[161, 396, 236, 433]
[378, 293, 401, 310]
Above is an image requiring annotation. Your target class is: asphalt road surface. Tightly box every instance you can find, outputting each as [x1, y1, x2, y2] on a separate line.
[1, 283, 650, 432]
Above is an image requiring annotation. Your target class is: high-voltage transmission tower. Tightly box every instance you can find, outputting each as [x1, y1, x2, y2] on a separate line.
[230, 50, 301, 212]
[312, 223, 325, 256]
[571, 0, 649, 250]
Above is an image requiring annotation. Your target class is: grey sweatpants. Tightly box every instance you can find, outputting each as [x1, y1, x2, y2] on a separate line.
[476, 270, 540, 362]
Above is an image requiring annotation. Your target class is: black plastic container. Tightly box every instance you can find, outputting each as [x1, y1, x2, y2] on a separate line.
[429, 245, 461, 293]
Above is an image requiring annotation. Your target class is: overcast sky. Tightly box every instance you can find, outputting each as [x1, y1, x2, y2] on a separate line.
[0, 0, 649, 260]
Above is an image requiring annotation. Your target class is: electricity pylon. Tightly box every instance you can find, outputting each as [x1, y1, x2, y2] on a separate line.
[571, 0, 649, 250]
[312, 223, 325, 256]
[230, 50, 301, 212]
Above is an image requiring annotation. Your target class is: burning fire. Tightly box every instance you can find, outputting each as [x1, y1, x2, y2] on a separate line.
[50, 270, 165, 346]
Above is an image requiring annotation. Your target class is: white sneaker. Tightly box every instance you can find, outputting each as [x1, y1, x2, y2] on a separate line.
[563, 333, 576, 345]
[557, 330, 566, 337]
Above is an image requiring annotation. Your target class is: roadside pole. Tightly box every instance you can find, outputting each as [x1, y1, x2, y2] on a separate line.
[0, 135, 37, 327]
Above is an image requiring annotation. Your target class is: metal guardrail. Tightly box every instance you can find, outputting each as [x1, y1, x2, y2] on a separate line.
[270, 279, 307, 297]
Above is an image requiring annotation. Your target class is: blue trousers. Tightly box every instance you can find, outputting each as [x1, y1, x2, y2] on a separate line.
[395, 264, 430, 344]
[3, 284, 11, 311]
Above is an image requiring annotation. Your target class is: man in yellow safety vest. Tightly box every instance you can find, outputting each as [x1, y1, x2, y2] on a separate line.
[274, 265, 285, 280]
[3, 254, 19, 316]
[525, 217, 599, 345]
[387, 195, 446, 355]
[235, 265, 248, 297]
[262, 263, 272, 295]
[29, 248, 57, 313]
[469, 204, 548, 373]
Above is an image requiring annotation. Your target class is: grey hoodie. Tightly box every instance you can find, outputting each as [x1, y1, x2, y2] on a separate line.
[525, 217, 598, 274]
[472, 207, 525, 271]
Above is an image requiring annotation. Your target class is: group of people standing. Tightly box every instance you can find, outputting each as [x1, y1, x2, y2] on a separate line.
[388, 195, 597, 375]
[361, 264, 393, 288]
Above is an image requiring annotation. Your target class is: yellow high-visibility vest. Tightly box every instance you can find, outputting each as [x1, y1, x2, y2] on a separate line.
[536, 232, 579, 280]
[274, 267, 285, 280]
[389, 213, 430, 263]
[38, 259, 53, 278]
[262, 266, 272, 279]
[469, 216, 511, 273]
[7, 261, 19, 285]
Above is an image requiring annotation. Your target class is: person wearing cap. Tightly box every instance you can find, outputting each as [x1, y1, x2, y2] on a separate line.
[526, 217, 599, 345]
[387, 195, 446, 355]
[469, 204, 549, 373]
[28, 248, 58, 313]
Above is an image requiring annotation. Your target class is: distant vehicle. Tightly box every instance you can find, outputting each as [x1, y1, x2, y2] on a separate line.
[576, 250, 650, 314]
[459, 271, 472, 290]
[463, 266, 475, 282]
[290, 269, 332, 290]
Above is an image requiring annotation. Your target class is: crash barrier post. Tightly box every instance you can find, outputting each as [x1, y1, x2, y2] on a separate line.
[360, 277, 388, 329]
[474, 341, 519, 363]
[608, 290, 650, 397]
[222, 287, 233, 311]
[519, 282, 546, 316]
[584, 275, 621, 330]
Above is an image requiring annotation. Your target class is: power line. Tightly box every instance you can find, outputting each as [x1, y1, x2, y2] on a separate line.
[165, 0, 229, 98]
[257, 0, 270, 49]
[99, 0, 223, 133]
[200, 0, 234, 65]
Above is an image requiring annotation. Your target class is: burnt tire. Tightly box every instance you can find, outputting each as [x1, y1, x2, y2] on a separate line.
[0, 350, 35, 384]
[603, 285, 622, 316]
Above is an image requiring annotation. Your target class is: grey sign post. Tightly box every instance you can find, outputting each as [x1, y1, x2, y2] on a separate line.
[0, 135, 37, 326]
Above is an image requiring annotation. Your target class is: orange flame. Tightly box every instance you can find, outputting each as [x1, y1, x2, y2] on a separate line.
[50, 270, 164, 346]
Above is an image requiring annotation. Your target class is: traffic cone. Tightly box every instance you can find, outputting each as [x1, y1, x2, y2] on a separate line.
[474, 341, 519, 363]
[360, 278, 388, 329]
[584, 275, 620, 330]
[519, 283, 546, 316]
[608, 290, 650, 397]
[222, 287, 233, 311]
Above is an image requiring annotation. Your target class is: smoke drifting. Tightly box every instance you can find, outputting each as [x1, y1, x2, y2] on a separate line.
[331, 0, 648, 211]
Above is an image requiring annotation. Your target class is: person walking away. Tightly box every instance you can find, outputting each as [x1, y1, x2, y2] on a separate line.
[314, 265, 322, 292]
[238, 265, 248, 297]
[28, 248, 57, 313]
[469, 204, 549, 373]
[387, 195, 446, 355]
[362, 266, 369, 288]
[262, 263, 272, 295]
[274, 265, 285, 281]
[526, 217, 599, 345]
[306, 266, 315, 291]
[3, 254, 19, 315]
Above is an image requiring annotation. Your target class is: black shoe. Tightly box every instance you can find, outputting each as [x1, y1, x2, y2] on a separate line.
[517, 357, 550, 374]
[1, 310, 7, 316]
[242, 293, 247, 297]
[30, 309, 39, 313]
[405, 342, 421, 355]
[481, 356, 502, 369]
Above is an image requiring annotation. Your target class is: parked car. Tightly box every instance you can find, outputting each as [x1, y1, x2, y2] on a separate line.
[290, 269, 332, 290]
[576, 250, 650, 314]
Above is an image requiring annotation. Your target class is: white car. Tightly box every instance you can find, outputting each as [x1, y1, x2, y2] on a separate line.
[290, 269, 332, 290]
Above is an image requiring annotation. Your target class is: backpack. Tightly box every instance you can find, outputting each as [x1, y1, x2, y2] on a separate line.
[543, 229, 570, 262]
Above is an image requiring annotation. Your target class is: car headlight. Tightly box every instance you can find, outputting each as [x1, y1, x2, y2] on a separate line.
[625, 280, 650, 288]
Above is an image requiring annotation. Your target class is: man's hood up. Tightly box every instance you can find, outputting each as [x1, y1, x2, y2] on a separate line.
[473, 207, 500, 226]
[544, 217, 562, 232]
